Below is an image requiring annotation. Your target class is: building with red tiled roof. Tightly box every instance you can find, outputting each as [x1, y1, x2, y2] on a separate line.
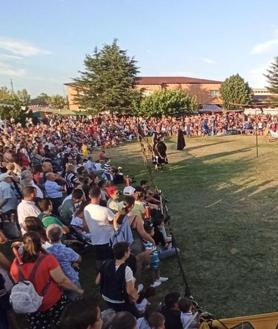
[65, 76, 222, 110]
[135, 76, 222, 85]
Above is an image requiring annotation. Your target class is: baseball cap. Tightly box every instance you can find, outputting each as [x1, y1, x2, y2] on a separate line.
[123, 186, 136, 195]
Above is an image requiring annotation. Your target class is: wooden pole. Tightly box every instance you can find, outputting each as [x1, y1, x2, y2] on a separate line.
[255, 110, 259, 158]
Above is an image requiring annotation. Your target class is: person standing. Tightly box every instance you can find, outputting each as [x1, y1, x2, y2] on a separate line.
[84, 185, 114, 268]
[95, 242, 139, 317]
[177, 128, 186, 151]
[153, 137, 168, 170]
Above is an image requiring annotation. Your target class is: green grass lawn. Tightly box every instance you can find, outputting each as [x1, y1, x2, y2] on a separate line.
[2, 135, 278, 322]
[102, 135, 278, 318]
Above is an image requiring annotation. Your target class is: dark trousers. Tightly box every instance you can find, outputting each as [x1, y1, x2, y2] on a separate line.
[106, 301, 140, 318]
[94, 244, 113, 272]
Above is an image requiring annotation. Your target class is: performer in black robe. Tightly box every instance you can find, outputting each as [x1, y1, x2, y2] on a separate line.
[153, 137, 168, 169]
[177, 128, 186, 150]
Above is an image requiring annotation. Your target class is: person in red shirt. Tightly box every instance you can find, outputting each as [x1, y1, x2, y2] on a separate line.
[99, 149, 107, 161]
[10, 231, 83, 329]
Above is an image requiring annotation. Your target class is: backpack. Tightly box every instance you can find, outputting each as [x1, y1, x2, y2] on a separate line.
[10, 254, 51, 314]
[109, 215, 134, 247]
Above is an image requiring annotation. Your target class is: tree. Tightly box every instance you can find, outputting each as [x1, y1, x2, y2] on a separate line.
[74, 40, 139, 114]
[16, 89, 31, 106]
[220, 74, 252, 110]
[49, 95, 66, 109]
[265, 57, 278, 105]
[0, 87, 13, 120]
[30, 93, 50, 106]
[0, 86, 30, 124]
[0, 87, 12, 103]
[138, 89, 198, 117]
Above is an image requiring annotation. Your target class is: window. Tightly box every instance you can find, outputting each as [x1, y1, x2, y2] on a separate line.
[210, 90, 220, 97]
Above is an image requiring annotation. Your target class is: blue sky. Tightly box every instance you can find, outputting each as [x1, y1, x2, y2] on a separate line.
[0, 0, 278, 96]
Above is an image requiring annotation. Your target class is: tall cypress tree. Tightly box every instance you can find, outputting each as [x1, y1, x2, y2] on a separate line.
[74, 40, 139, 114]
[265, 57, 278, 105]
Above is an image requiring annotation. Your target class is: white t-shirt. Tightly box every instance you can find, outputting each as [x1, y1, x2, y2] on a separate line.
[180, 312, 198, 329]
[17, 200, 41, 234]
[84, 203, 114, 245]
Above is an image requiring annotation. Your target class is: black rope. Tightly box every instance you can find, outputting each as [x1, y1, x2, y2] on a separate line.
[136, 122, 192, 297]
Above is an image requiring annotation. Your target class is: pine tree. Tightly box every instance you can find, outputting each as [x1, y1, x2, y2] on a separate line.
[220, 74, 252, 110]
[265, 57, 278, 105]
[74, 40, 139, 114]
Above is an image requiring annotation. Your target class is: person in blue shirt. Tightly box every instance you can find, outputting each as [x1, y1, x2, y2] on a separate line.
[46, 224, 81, 300]
[44, 172, 65, 215]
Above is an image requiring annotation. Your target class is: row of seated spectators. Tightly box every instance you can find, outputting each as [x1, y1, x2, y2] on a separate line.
[0, 142, 199, 329]
[4, 110, 276, 329]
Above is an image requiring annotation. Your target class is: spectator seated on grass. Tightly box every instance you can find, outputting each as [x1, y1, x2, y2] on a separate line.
[112, 166, 124, 185]
[178, 297, 199, 329]
[17, 186, 41, 234]
[161, 292, 183, 329]
[98, 180, 109, 206]
[0, 250, 18, 329]
[20, 169, 44, 199]
[46, 224, 82, 301]
[44, 172, 65, 215]
[143, 221, 168, 288]
[110, 311, 137, 329]
[135, 287, 156, 316]
[60, 297, 103, 329]
[38, 198, 69, 234]
[0, 172, 19, 219]
[106, 186, 122, 213]
[24, 216, 50, 249]
[59, 188, 86, 226]
[137, 306, 166, 329]
[70, 204, 90, 240]
[63, 163, 80, 195]
[140, 180, 160, 206]
[10, 231, 83, 329]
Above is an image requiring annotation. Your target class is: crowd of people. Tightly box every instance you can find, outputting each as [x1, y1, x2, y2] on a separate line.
[0, 111, 278, 329]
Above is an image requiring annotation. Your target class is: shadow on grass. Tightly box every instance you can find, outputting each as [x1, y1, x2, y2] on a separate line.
[153, 147, 278, 318]
[2, 137, 278, 325]
[184, 139, 234, 152]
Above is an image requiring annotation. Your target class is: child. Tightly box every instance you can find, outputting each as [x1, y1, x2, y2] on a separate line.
[70, 207, 91, 240]
[136, 286, 156, 315]
[143, 221, 168, 288]
[178, 297, 199, 329]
